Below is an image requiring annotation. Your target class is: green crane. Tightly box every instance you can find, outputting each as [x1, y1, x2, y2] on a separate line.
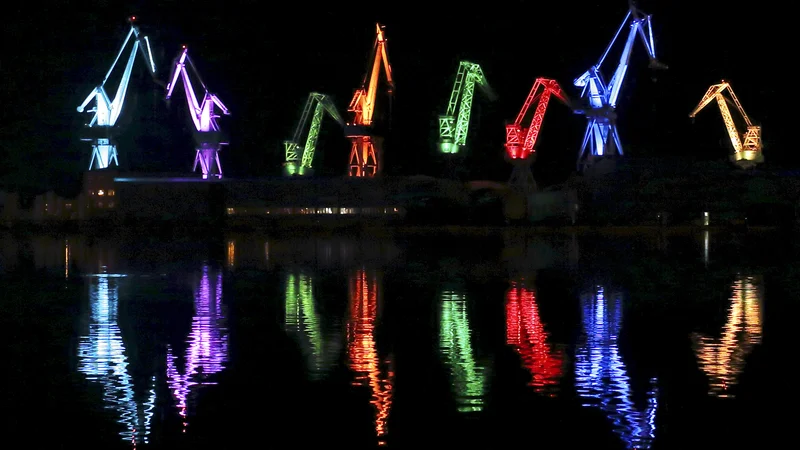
[284, 92, 344, 176]
[438, 61, 495, 154]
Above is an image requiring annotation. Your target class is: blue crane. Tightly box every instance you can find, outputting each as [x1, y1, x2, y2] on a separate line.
[77, 16, 157, 170]
[573, 1, 667, 170]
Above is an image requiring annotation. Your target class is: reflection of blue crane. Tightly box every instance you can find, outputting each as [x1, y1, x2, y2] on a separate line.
[77, 17, 157, 170]
[573, 1, 666, 170]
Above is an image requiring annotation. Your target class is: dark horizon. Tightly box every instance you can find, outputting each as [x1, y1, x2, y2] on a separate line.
[3, 1, 783, 196]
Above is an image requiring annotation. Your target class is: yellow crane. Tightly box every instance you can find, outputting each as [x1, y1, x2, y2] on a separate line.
[689, 80, 763, 169]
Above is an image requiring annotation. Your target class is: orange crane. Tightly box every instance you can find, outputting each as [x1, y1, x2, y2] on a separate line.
[689, 80, 763, 169]
[344, 23, 394, 177]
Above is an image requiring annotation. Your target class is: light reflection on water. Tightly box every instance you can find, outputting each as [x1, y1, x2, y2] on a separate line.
[77, 270, 155, 446]
[4, 231, 775, 446]
[166, 263, 229, 431]
[438, 288, 488, 413]
[505, 279, 564, 396]
[284, 270, 342, 379]
[691, 274, 763, 398]
[346, 268, 394, 446]
[575, 286, 658, 450]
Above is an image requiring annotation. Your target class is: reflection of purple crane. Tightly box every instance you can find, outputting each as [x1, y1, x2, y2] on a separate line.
[575, 286, 658, 449]
[166, 264, 229, 431]
[165, 46, 231, 179]
[77, 270, 156, 446]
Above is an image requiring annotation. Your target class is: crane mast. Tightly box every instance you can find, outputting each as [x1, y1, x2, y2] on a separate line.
[284, 92, 345, 176]
[438, 61, 494, 154]
[77, 16, 157, 170]
[344, 23, 394, 177]
[573, 1, 666, 170]
[505, 77, 571, 198]
[165, 46, 231, 179]
[689, 80, 763, 169]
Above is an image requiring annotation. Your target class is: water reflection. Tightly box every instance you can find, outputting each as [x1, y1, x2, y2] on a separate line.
[347, 268, 394, 446]
[166, 263, 229, 431]
[226, 240, 235, 269]
[575, 286, 658, 450]
[284, 271, 342, 379]
[505, 279, 564, 396]
[691, 274, 763, 398]
[439, 288, 488, 412]
[77, 270, 156, 446]
[64, 239, 70, 279]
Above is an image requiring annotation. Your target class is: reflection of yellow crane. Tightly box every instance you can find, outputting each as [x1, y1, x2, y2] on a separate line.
[689, 80, 763, 169]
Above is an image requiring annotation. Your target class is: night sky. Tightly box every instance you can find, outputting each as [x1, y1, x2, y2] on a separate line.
[3, 1, 783, 196]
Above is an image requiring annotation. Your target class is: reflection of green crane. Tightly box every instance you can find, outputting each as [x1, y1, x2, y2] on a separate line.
[439, 290, 487, 412]
[283, 93, 345, 176]
[285, 272, 337, 378]
[438, 61, 495, 154]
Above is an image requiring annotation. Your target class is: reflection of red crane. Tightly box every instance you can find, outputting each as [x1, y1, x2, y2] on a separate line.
[344, 23, 394, 177]
[505, 78, 571, 196]
[505, 280, 564, 396]
[347, 268, 394, 446]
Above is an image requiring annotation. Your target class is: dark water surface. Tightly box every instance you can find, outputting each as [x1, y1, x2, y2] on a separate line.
[1, 228, 787, 448]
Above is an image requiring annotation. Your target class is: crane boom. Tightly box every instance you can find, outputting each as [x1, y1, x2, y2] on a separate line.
[345, 23, 394, 177]
[77, 16, 157, 170]
[573, 1, 666, 169]
[438, 61, 494, 154]
[164, 46, 230, 179]
[689, 80, 763, 168]
[284, 93, 344, 176]
[505, 77, 570, 161]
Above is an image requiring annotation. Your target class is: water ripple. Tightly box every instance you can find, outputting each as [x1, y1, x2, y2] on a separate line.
[166, 263, 229, 431]
[691, 274, 763, 398]
[575, 286, 658, 450]
[347, 269, 394, 446]
[505, 280, 564, 396]
[77, 271, 155, 446]
[439, 289, 488, 413]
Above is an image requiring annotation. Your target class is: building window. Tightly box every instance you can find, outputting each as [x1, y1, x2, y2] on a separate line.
[109, 190, 115, 196]
[98, 190, 105, 196]
[226, 207, 234, 215]
[108, 201, 115, 208]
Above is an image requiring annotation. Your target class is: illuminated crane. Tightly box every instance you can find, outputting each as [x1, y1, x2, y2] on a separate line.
[284, 93, 344, 176]
[77, 16, 157, 170]
[573, 1, 666, 170]
[438, 61, 495, 154]
[505, 77, 571, 195]
[345, 23, 394, 177]
[689, 80, 763, 169]
[166, 46, 231, 179]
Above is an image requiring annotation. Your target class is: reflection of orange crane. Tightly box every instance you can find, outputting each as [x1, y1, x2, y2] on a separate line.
[690, 274, 763, 398]
[344, 23, 394, 177]
[689, 80, 763, 169]
[347, 269, 394, 446]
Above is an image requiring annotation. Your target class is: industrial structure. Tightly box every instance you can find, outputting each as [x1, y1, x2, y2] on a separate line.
[572, 1, 666, 170]
[345, 23, 394, 178]
[29, 3, 780, 230]
[77, 16, 158, 170]
[505, 77, 571, 197]
[689, 80, 763, 170]
[165, 46, 231, 179]
[438, 61, 494, 155]
[283, 93, 344, 176]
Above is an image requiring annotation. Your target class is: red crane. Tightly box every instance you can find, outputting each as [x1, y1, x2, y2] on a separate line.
[344, 23, 394, 177]
[505, 77, 571, 195]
